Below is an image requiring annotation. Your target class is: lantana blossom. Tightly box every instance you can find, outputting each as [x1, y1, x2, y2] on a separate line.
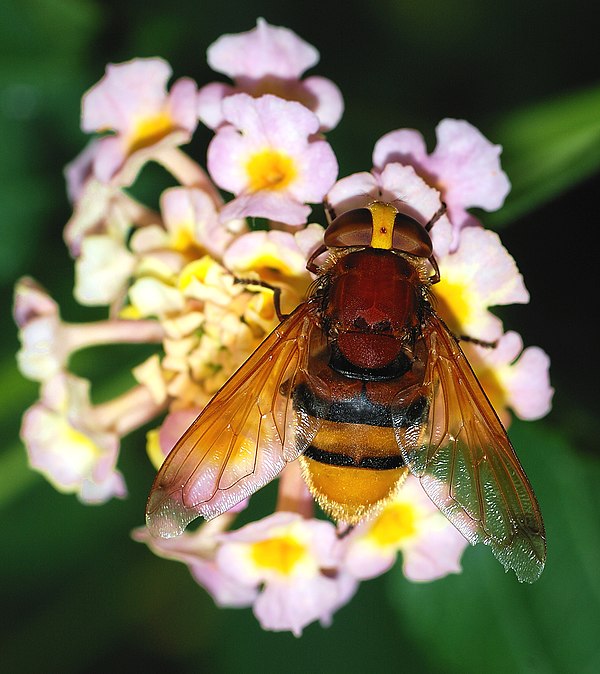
[223, 225, 323, 313]
[207, 93, 338, 225]
[82, 58, 198, 185]
[215, 512, 357, 635]
[133, 514, 258, 608]
[431, 225, 529, 341]
[342, 476, 469, 582]
[136, 511, 358, 636]
[198, 18, 343, 132]
[462, 331, 554, 427]
[21, 373, 126, 503]
[14, 22, 553, 636]
[373, 118, 511, 243]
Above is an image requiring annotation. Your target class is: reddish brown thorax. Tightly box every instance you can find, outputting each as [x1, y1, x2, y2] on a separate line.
[323, 249, 421, 369]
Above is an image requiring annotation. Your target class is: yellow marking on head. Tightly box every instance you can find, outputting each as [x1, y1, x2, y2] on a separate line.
[367, 202, 397, 250]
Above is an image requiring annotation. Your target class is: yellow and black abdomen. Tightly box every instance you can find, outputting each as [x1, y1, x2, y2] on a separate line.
[294, 379, 427, 524]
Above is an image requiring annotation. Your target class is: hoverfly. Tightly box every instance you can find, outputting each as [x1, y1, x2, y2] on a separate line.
[146, 201, 546, 583]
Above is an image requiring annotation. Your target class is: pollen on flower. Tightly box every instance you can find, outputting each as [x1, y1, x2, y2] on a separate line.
[369, 502, 418, 547]
[246, 149, 297, 192]
[62, 424, 102, 467]
[431, 277, 473, 335]
[469, 364, 506, 417]
[250, 535, 308, 575]
[253, 254, 295, 280]
[145, 428, 164, 470]
[118, 304, 144, 320]
[177, 257, 215, 291]
[128, 112, 176, 154]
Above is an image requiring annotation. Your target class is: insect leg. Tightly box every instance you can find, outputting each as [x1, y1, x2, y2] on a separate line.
[428, 254, 441, 285]
[336, 524, 355, 540]
[306, 244, 328, 274]
[457, 334, 498, 348]
[425, 201, 447, 232]
[233, 277, 287, 321]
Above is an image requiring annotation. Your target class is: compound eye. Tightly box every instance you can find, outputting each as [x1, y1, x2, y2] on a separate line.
[392, 212, 433, 258]
[324, 208, 373, 247]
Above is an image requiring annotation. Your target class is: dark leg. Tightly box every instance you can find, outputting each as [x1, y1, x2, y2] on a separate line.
[428, 255, 441, 285]
[336, 524, 355, 539]
[457, 334, 498, 349]
[306, 244, 328, 274]
[425, 201, 447, 232]
[233, 277, 286, 321]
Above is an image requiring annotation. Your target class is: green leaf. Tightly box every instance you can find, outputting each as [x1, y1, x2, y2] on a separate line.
[0, 0, 100, 284]
[489, 84, 600, 225]
[387, 420, 600, 673]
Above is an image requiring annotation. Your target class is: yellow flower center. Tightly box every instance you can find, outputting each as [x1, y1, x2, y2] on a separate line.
[432, 278, 472, 335]
[470, 362, 506, 413]
[128, 111, 175, 154]
[250, 535, 307, 575]
[250, 255, 297, 290]
[369, 502, 417, 547]
[145, 428, 165, 471]
[171, 224, 196, 253]
[246, 150, 297, 192]
[178, 257, 215, 290]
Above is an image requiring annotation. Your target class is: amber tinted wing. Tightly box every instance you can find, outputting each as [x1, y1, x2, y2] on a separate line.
[146, 302, 326, 538]
[392, 311, 546, 582]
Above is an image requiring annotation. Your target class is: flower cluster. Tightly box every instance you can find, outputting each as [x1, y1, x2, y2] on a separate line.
[14, 20, 553, 635]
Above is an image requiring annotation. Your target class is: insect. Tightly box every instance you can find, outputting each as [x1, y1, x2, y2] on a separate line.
[146, 200, 546, 583]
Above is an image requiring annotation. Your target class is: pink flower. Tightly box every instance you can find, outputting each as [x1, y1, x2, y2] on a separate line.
[341, 476, 469, 582]
[463, 331, 554, 427]
[207, 94, 337, 225]
[136, 511, 357, 635]
[198, 18, 343, 132]
[215, 512, 357, 635]
[82, 58, 198, 185]
[130, 186, 239, 262]
[431, 225, 529, 342]
[21, 373, 126, 503]
[373, 119, 511, 243]
[62, 162, 161, 262]
[223, 225, 323, 311]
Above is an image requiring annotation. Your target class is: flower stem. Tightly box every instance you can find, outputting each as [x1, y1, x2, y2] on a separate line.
[91, 384, 166, 436]
[65, 319, 165, 352]
[276, 461, 314, 518]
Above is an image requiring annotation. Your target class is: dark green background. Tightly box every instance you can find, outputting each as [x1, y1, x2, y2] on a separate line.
[2, 1, 600, 672]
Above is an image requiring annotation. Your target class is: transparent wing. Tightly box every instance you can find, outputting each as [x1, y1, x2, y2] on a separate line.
[392, 312, 546, 582]
[146, 302, 325, 538]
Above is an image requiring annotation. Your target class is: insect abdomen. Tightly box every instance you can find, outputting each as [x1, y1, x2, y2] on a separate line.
[299, 422, 408, 524]
[294, 381, 415, 524]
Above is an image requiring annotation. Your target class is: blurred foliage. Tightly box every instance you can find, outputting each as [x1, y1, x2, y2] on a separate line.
[1, 0, 600, 672]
